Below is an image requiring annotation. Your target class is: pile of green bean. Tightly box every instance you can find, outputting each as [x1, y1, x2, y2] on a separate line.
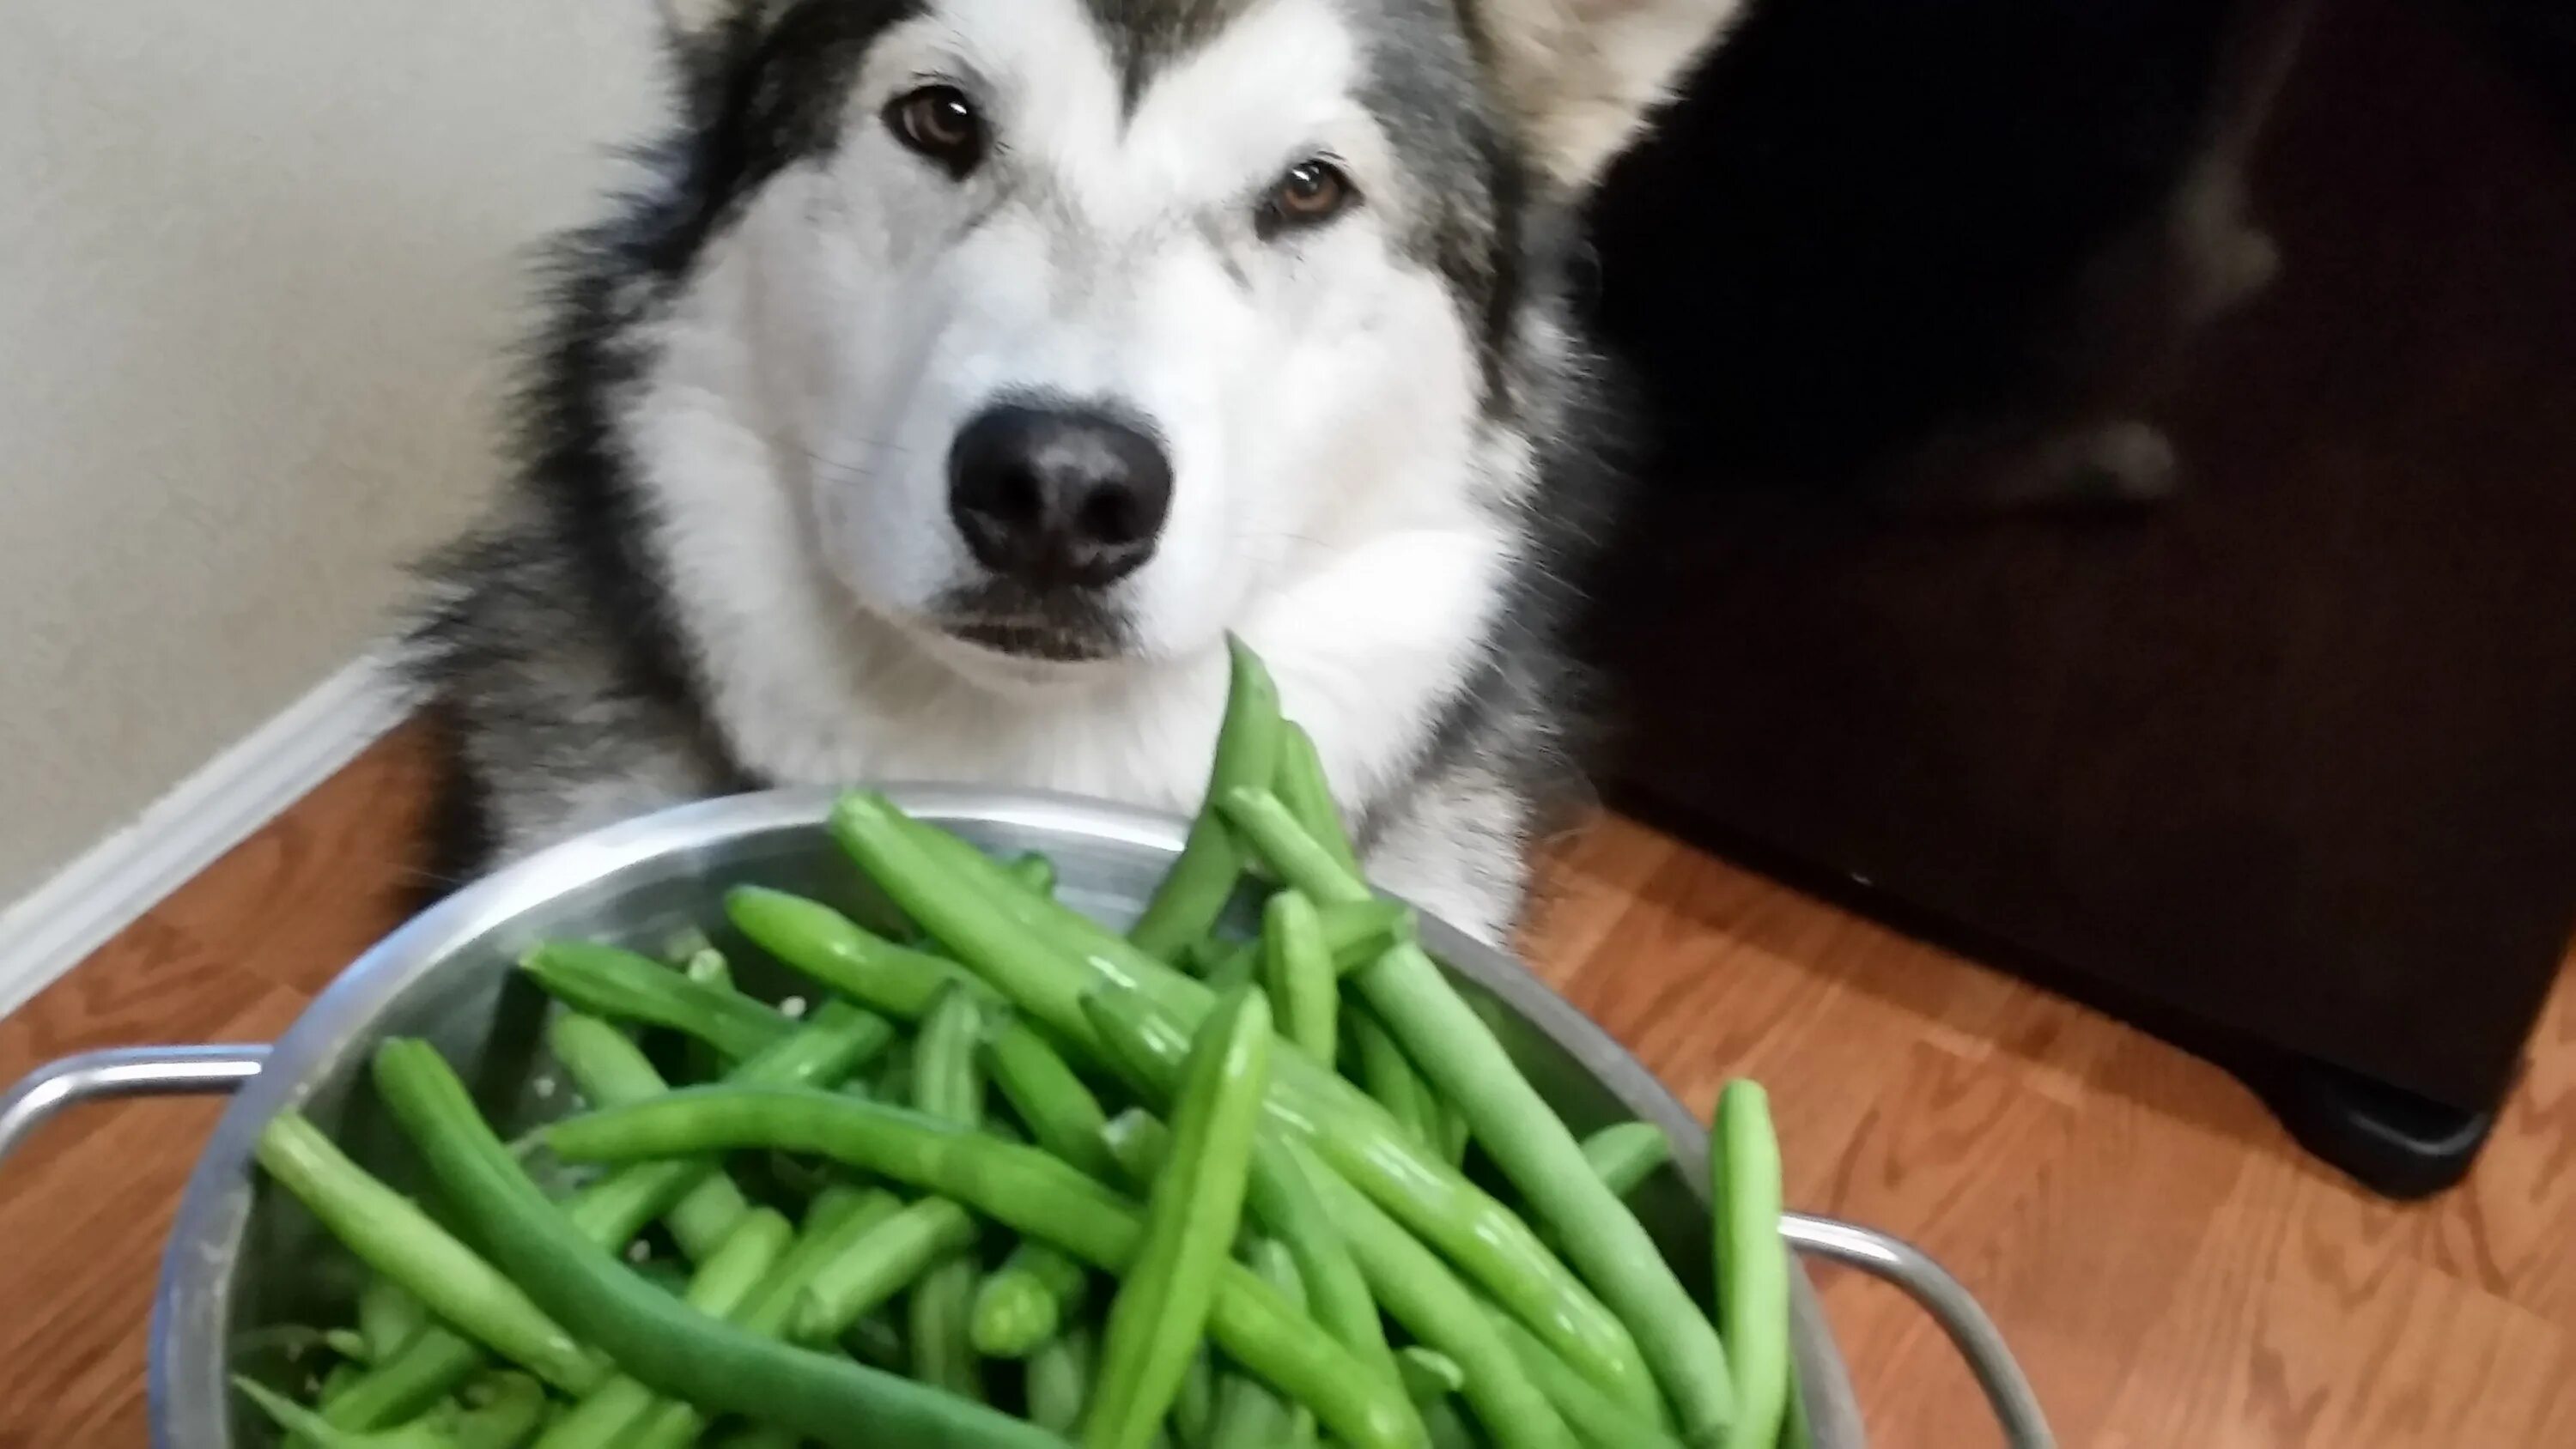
[238, 639, 1807, 1449]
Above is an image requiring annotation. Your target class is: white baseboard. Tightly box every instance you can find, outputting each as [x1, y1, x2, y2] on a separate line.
[0, 648, 416, 1022]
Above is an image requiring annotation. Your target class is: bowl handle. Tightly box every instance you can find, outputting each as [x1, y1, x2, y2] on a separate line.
[1784, 1211, 2057, 1449]
[0, 1046, 270, 1169]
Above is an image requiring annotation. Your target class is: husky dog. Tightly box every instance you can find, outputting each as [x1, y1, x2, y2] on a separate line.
[409, 0, 1747, 942]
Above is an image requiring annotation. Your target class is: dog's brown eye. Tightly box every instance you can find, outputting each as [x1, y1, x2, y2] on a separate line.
[888, 85, 986, 176]
[1262, 159, 1355, 235]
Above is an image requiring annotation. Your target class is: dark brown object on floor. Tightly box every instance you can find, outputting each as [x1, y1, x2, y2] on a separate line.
[1583, 0, 2576, 1191]
[5, 724, 2573, 1446]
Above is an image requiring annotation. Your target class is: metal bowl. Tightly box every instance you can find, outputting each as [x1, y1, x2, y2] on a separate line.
[0, 786, 2051, 1447]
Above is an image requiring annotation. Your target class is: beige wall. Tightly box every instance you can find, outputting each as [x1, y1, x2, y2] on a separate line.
[0, 3, 664, 900]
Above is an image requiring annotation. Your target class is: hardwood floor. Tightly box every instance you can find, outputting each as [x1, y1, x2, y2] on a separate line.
[3, 722, 2570, 1446]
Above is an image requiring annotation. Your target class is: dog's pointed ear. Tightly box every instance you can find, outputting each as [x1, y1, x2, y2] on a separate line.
[1471, 0, 1750, 191]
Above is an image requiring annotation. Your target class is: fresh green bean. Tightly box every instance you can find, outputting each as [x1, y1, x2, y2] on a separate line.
[620, 1189, 907, 1449]
[1007, 851, 1060, 896]
[533, 1209, 793, 1449]
[1251, 1137, 1398, 1390]
[1028, 1324, 1098, 1435]
[239, 1371, 549, 1449]
[838, 794, 1643, 1416]
[312, 1003, 888, 1434]
[1261, 891, 1337, 1064]
[1198, 899, 1416, 988]
[253, 1113, 605, 1396]
[681, 948, 736, 1086]
[728, 886, 990, 1021]
[1485, 1310, 1685, 1449]
[1423, 1399, 1483, 1449]
[911, 986, 990, 1401]
[547, 1088, 1424, 1449]
[971, 1240, 1091, 1356]
[1273, 719, 1364, 880]
[1127, 638, 1285, 959]
[1172, 1349, 1217, 1446]
[1302, 1158, 1577, 1449]
[1715, 1081, 1789, 1449]
[738, 1187, 905, 1341]
[1100, 1115, 1399, 1399]
[1347, 1006, 1441, 1149]
[982, 1014, 1117, 1179]
[548, 1013, 751, 1259]
[1579, 1123, 1673, 1201]
[1223, 786, 1722, 1435]
[519, 941, 792, 1060]
[1084, 989, 1273, 1449]
[796, 1197, 981, 1343]
[1096, 1087, 1562, 1449]
[355, 1278, 426, 1364]
[1397, 1348, 1467, 1404]
[373, 1040, 1064, 1449]
[1207, 1240, 1314, 1449]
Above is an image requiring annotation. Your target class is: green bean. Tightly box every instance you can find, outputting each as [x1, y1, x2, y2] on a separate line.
[1261, 892, 1337, 1064]
[548, 1013, 750, 1259]
[313, 1003, 889, 1434]
[1485, 1310, 1685, 1449]
[519, 941, 792, 1060]
[253, 1113, 605, 1396]
[838, 794, 1643, 1415]
[534, 1209, 793, 1449]
[239, 1371, 549, 1449]
[373, 1041, 1063, 1449]
[795, 1197, 981, 1343]
[1251, 1137, 1398, 1390]
[911, 986, 990, 1400]
[1100, 1116, 1398, 1398]
[1208, 1240, 1315, 1449]
[681, 948, 736, 1086]
[1273, 719, 1364, 880]
[1097, 1089, 1561, 1449]
[1397, 1348, 1467, 1404]
[1172, 1349, 1218, 1446]
[982, 1014, 1117, 1180]
[1423, 1399, 1482, 1449]
[355, 1279, 426, 1364]
[1223, 786, 1722, 1434]
[1007, 851, 1060, 896]
[738, 1187, 904, 1341]
[1347, 1006, 1441, 1149]
[1715, 1082, 1789, 1449]
[1084, 989, 1273, 1449]
[1579, 1123, 1673, 1201]
[619, 1189, 908, 1449]
[729, 885, 990, 1021]
[320, 1328, 370, 1366]
[1127, 638, 1285, 959]
[1028, 1324, 1098, 1435]
[547, 1088, 1424, 1449]
[1198, 899, 1415, 988]
[971, 1240, 1091, 1356]
[1303, 1159, 1576, 1449]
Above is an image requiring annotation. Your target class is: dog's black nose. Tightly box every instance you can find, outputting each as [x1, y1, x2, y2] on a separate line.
[948, 403, 1173, 590]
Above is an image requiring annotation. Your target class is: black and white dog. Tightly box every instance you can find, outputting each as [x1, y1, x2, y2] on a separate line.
[410, 0, 1746, 942]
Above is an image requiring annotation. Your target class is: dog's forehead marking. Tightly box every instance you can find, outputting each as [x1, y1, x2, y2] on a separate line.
[1078, 0, 1284, 106]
